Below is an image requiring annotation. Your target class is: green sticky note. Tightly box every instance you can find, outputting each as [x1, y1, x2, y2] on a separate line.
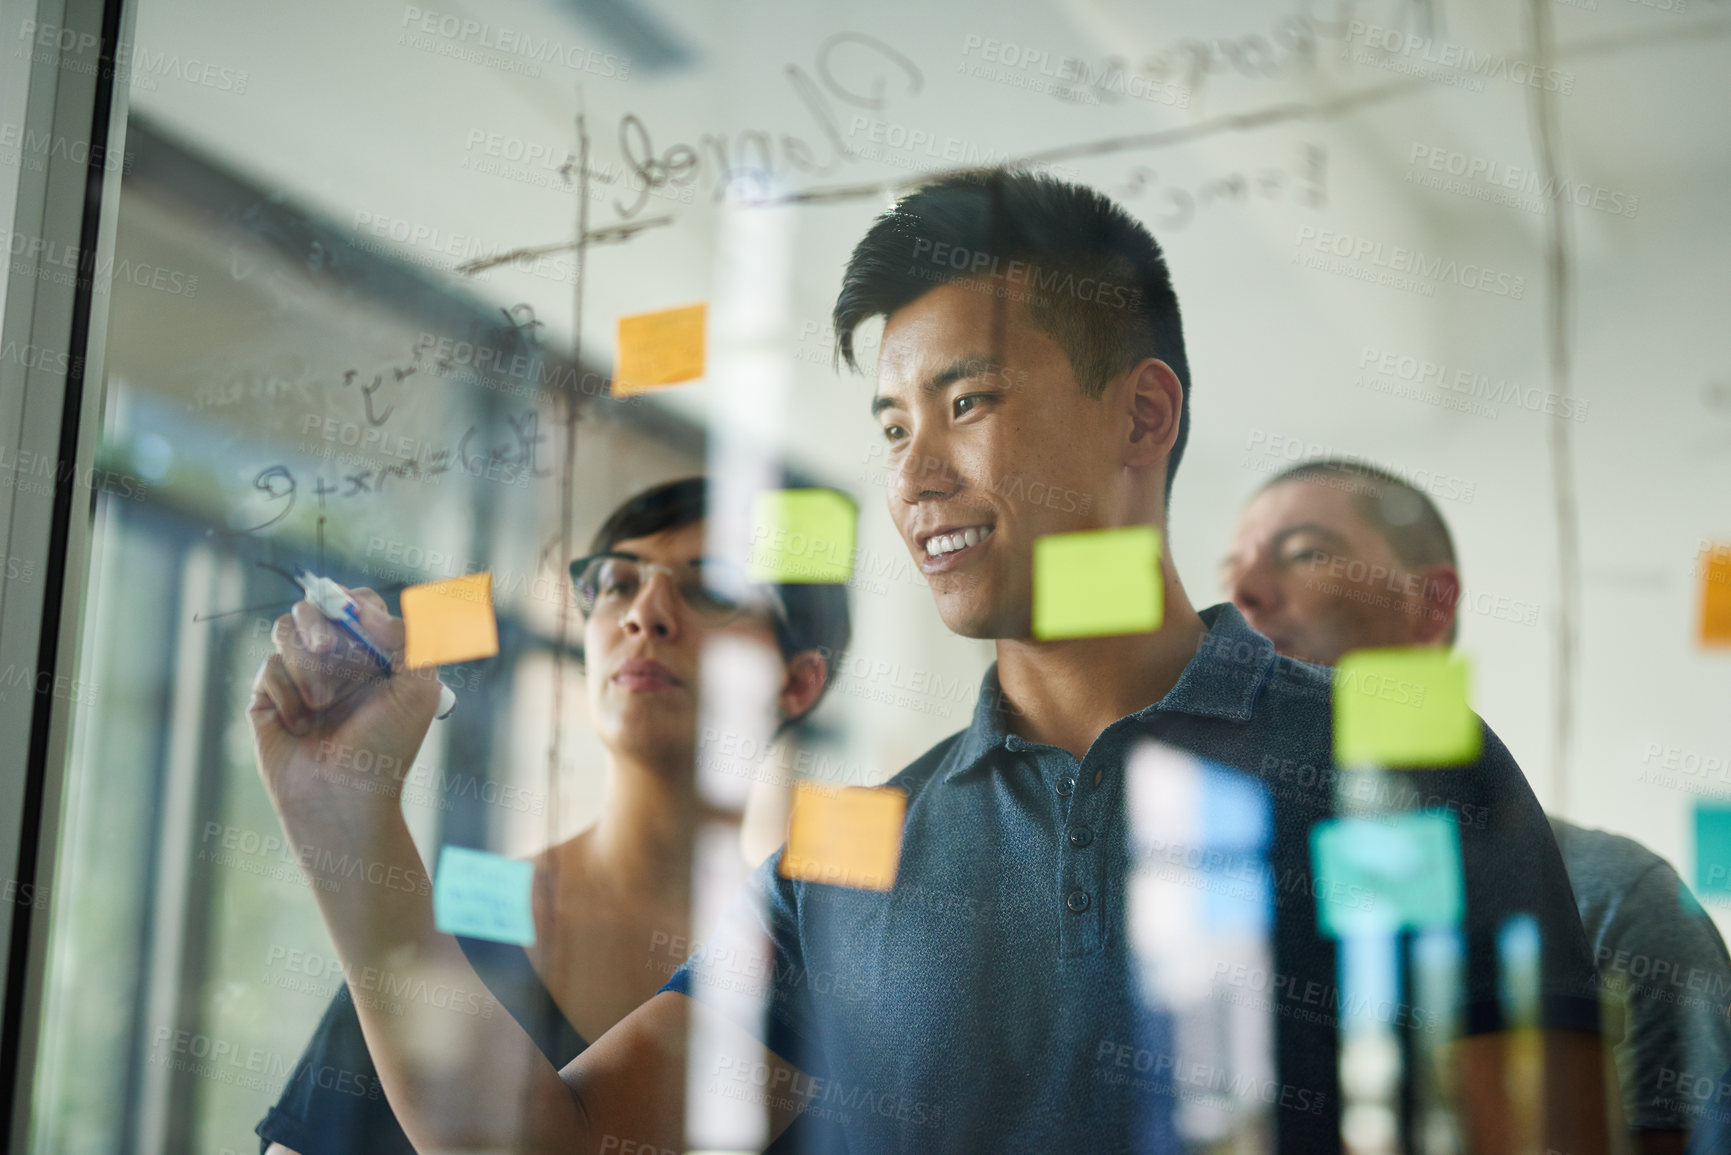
[747, 489, 857, 583]
[1695, 804, 1731, 898]
[1032, 526, 1163, 640]
[1333, 648, 1480, 768]
[1311, 812, 1464, 937]
[433, 846, 536, 946]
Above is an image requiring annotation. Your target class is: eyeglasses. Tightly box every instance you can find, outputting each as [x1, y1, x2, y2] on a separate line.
[568, 552, 787, 628]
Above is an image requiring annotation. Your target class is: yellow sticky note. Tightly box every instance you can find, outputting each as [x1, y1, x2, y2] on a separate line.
[1032, 526, 1163, 640]
[1333, 647, 1480, 768]
[613, 303, 706, 396]
[402, 573, 498, 669]
[747, 489, 857, 583]
[1700, 544, 1731, 646]
[780, 783, 906, 891]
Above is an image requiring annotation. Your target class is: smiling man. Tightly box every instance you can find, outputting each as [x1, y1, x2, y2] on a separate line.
[253, 172, 1613, 1154]
[660, 171, 1611, 1152]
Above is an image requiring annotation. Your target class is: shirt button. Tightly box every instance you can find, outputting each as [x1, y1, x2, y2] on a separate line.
[1067, 825, 1093, 849]
[1057, 776, 1077, 797]
[1065, 889, 1091, 913]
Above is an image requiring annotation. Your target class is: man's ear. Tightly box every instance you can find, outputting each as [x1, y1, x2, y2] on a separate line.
[1123, 358, 1184, 473]
[1409, 563, 1461, 645]
[777, 650, 829, 726]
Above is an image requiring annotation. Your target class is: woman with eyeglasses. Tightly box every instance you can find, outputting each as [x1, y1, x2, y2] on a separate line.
[255, 476, 850, 1155]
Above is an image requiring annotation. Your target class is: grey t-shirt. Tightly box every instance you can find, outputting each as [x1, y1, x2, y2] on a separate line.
[1551, 817, 1731, 1131]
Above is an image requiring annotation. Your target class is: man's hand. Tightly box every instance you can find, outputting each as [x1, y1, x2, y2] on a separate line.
[248, 586, 441, 824]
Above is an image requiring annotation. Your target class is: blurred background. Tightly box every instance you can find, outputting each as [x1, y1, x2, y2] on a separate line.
[5, 0, 1729, 1150]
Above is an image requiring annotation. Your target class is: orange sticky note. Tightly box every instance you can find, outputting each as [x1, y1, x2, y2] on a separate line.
[780, 783, 906, 891]
[1702, 545, 1731, 646]
[613, 303, 706, 396]
[402, 573, 498, 669]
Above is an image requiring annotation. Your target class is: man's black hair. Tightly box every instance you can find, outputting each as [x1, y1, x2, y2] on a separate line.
[588, 476, 853, 723]
[832, 169, 1192, 501]
[1262, 458, 1460, 645]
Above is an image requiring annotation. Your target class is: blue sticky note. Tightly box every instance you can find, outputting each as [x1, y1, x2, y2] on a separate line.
[1201, 766, 1272, 853]
[1695, 804, 1731, 898]
[1338, 933, 1400, 1032]
[1310, 812, 1464, 937]
[434, 846, 536, 945]
[1497, 913, 1542, 1027]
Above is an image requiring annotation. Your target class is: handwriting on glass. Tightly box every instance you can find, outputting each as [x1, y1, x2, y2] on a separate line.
[614, 31, 922, 215]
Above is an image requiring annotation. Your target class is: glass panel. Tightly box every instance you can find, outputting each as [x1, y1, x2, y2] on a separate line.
[14, 0, 1731, 1151]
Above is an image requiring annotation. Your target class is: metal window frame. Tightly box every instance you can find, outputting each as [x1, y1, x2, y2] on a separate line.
[0, 0, 135, 1149]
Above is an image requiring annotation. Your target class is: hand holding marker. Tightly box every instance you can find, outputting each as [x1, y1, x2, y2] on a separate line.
[297, 570, 457, 720]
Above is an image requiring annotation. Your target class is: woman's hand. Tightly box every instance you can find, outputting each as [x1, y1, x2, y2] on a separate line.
[248, 585, 441, 827]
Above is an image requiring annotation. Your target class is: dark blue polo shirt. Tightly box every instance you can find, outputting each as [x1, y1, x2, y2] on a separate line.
[665, 603, 1598, 1153]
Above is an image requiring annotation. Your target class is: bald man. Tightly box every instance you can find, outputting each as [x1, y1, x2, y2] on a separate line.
[1225, 457, 1731, 1154]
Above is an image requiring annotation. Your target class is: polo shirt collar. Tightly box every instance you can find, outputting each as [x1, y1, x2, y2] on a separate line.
[940, 603, 1278, 782]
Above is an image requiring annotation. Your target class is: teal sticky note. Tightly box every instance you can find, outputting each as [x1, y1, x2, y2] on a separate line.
[1310, 812, 1464, 937]
[433, 846, 536, 945]
[1032, 526, 1162, 640]
[1695, 804, 1731, 898]
[1333, 647, 1481, 768]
